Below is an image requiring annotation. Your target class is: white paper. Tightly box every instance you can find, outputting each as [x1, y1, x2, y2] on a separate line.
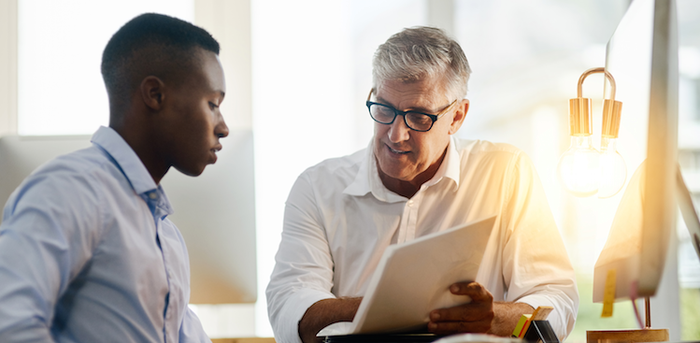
[344, 215, 497, 334]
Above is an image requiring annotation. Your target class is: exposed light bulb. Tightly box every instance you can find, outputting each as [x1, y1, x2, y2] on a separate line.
[558, 67, 625, 198]
[557, 136, 600, 197]
[598, 137, 627, 198]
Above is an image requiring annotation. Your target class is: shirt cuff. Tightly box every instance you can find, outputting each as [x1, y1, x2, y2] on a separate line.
[275, 289, 335, 343]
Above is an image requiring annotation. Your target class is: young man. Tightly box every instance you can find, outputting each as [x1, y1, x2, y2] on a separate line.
[267, 27, 578, 343]
[0, 13, 228, 342]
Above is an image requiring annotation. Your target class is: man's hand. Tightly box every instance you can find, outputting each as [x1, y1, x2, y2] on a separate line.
[298, 297, 362, 343]
[428, 281, 535, 336]
[428, 282, 494, 334]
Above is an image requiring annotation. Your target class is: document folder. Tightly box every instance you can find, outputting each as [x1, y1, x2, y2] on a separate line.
[344, 215, 497, 334]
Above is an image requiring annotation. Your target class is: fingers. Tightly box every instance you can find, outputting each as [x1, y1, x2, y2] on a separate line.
[428, 282, 494, 334]
[449, 282, 493, 303]
[429, 299, 493, 322]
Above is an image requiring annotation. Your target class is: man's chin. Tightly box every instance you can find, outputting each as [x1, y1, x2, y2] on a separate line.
[173, 165, 206, 177]
[375, 152, 415, 180]
[377, 164, 414, 183]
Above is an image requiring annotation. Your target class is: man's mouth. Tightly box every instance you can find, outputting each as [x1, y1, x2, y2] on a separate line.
[210, 145, 222, 162]
[386, 144, 409, 155]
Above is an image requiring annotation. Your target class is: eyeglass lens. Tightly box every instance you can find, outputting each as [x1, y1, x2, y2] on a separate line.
[369, 104, 434, 131]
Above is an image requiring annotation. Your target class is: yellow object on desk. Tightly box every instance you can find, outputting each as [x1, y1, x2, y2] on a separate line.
[601, 269, 616, 317]
[512, 306, 554, 338]
[531, 306, 553, 321]
[512, 314, 531, 338]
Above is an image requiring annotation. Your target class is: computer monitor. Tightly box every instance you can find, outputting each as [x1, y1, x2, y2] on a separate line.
[592, 0, 679, 302]
[0, 130, 258, 305]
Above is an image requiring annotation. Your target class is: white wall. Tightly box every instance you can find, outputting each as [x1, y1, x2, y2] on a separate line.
[0, 0, 17, 137]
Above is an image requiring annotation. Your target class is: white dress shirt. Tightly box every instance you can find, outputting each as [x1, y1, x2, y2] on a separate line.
[0, 126, 209, 342]
[266, 137, 578, 343]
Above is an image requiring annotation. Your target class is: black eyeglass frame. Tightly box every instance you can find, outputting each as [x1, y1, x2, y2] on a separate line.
[365, 89, 459, 132]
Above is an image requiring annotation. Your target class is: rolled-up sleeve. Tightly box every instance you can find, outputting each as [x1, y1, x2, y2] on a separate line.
[500, 152, 578, 340]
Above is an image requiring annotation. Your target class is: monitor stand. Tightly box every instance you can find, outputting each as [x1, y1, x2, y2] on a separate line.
[586, 297, 669, 343]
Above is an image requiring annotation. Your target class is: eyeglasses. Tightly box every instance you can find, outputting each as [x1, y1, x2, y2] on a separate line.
[366, 89, 458, 132]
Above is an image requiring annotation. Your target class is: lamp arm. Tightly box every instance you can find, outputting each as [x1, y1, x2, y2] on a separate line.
[576, 67, 618, 101]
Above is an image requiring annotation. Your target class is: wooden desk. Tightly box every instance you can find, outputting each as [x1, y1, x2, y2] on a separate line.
[212, 337, 276, 343]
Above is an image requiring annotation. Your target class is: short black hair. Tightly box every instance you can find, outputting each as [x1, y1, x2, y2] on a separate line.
[101, 13, 220, 115]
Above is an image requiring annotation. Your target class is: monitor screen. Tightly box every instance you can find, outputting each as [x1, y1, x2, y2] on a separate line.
[0, 130, 258, 305]
[593, 0, 678, 302]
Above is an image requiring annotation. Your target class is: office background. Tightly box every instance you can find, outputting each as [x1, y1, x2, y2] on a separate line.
[1, 0, 699, 340]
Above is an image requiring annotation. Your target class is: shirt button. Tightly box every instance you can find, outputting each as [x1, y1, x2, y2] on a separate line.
[149, 192, 157, 199]
[408, 200, 414, 206]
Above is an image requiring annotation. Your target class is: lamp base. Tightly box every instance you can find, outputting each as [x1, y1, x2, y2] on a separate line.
[586, 329, 669, 343]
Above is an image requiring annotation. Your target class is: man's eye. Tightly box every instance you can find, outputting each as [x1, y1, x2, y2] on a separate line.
[209, 102, 219, 109]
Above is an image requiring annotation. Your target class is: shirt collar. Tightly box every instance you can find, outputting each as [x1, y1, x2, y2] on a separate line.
[343, 136, 461, 201]
[91, 126, 174, 223]
[91, 126, 158, 195]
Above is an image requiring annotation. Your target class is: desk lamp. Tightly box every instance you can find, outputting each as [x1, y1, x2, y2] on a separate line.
[557, 67, 626, 198]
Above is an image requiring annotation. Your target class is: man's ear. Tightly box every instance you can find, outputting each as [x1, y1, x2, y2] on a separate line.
[448, 99, 469, 135]
[140, 76, 166, 111]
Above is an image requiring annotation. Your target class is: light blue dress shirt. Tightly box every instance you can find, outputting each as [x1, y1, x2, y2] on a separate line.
[0, 126, 210, 342]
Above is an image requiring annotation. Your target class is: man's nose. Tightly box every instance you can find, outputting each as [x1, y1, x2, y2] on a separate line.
[387, 115, 410, 143]
[216, 112, 229, 138]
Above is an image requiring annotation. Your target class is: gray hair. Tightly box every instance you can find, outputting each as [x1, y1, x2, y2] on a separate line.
[372, 26, 471, 100]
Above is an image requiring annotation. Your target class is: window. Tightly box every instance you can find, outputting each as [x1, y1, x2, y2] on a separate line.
[17, 0, 193, 136]
[251, 0, 427, 335]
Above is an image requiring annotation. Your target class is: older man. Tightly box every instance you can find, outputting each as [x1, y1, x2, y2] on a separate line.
[266, 27, 578, 343]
